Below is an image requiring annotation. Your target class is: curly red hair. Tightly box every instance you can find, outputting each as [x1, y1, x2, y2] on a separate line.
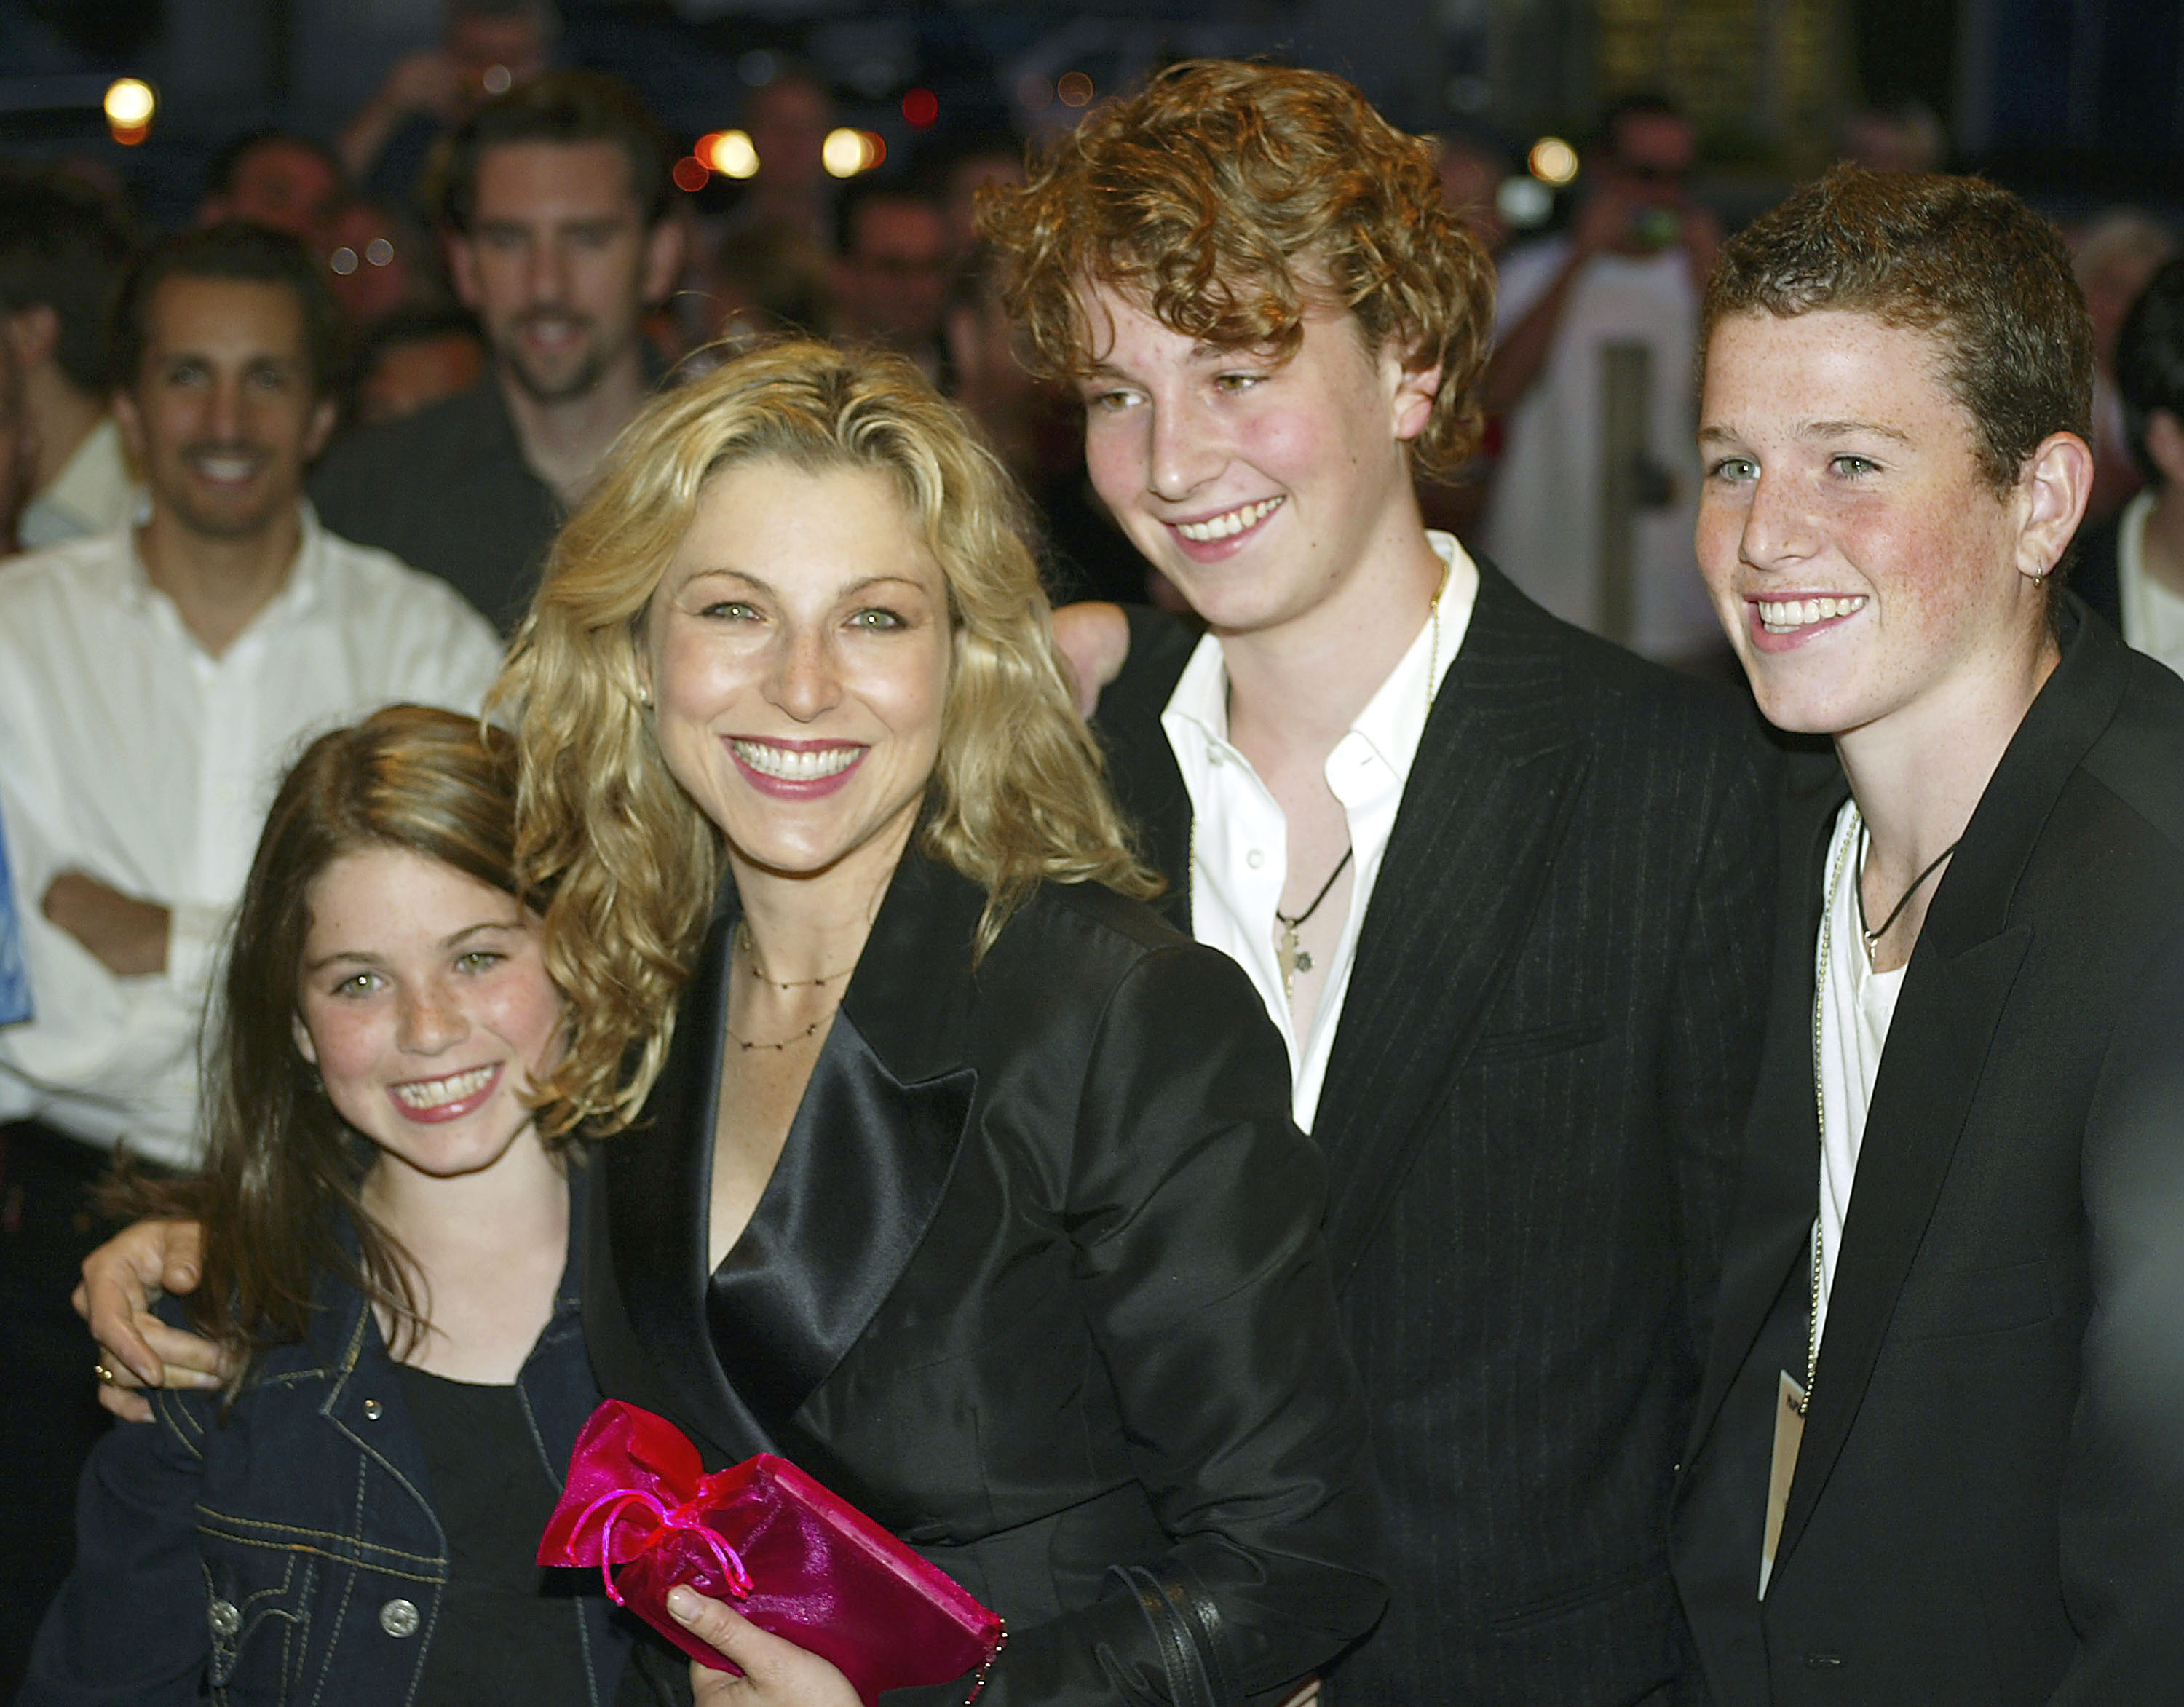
[979, 59, 1495, 475]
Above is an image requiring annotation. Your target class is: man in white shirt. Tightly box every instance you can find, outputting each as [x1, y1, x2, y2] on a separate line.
[0, 222, 499, 1684]
[1480, 96, 1726, 665]
[0, 170, 137, 551]
[987, 61, 1774, 1704]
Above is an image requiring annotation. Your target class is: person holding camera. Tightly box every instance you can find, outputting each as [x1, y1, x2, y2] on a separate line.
[1481, 95, 1726, 667]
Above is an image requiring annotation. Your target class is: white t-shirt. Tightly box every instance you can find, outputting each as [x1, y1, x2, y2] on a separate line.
[1481, 236, 1720, 662]
[2114, 488, 2184, 682]
[1160, 531, 1479, 1131]
[1813, 801, 1907, 1351]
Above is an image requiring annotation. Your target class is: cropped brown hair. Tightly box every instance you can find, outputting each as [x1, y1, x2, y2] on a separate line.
[1704, 166, 2094, 494]
[430, 68, 673, 233]
[121, 706, 542, 1386]
[981, 59, 1496, 475]
[494, 338, 1156, 1137]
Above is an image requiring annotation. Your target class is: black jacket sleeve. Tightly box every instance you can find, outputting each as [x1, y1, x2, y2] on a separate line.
[2055, 920, 2184, 1703]
[902, 943, 1385, 1706]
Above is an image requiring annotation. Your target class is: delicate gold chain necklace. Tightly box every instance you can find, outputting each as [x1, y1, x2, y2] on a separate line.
[736, 922, 856, 989]
[726, 922, 850, 1052]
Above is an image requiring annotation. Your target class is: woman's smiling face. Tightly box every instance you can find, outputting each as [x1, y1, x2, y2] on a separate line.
[641, 458, 952, 887]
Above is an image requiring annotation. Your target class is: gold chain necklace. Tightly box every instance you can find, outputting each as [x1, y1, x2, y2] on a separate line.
[726, 922, 849, 1052]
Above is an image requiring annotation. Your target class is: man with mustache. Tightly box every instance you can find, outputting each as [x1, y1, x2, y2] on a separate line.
[310, 69, 683, 632]
[0, 223, 499, 1690]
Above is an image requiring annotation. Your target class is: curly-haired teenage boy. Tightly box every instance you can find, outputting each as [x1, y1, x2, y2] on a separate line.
[986, 60, 1776, 1706]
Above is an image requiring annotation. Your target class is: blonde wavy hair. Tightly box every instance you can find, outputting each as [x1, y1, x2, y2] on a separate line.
[980, 59, 1497, 475]
[492, 338, 1157, 1136]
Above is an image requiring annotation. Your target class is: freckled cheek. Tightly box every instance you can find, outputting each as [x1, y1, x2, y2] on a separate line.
[1237, 413, 1319, 488]
[1693, 502, 1744, 593]
[1080, 422, 1143, 515]
[296, 1002, 394, 1096]
[852, 648, 949, 763]
[479, 972, 567, 1079]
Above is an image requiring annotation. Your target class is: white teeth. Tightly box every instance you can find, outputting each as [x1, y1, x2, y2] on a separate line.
[392, 1065, 494, 1110]
[194, 456, 258, 481]
[1176, 498, 1283, 542]
[1758, 595, 1867, 633]
[731, 740, 862, 782]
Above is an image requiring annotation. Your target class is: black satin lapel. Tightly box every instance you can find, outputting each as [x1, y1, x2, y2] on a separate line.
[604, 911, 775, 1465]
[1313, 675, 1590, 1284]
[1685, 758, 1847, 1464]
[1776, 924, 2031, 1568]
[708, 1019, 976, 1438]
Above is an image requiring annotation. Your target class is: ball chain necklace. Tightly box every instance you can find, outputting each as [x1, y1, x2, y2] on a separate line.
[724, 922, 855, 1053]
[1802, 804, 1961, 1414]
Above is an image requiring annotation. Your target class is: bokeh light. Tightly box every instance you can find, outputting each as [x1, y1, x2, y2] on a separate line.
[1056, 71, 1094, 108]
[103, 78, 155, 144]
[1527, 136, 1580, 186]
[901, 87, 939, 129]
[672, 154, 709, 192]
[1497, 175, 1554, 226]
[700, 130, 759, 180]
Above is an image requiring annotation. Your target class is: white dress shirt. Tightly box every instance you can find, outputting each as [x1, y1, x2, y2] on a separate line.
[1162, 530, 1479, 1131]
[0, 507, 505, 1165]
[2113, 488, 2184, 683]
[17, 416, 137, 551]
[1813, 801, 1905, 1351]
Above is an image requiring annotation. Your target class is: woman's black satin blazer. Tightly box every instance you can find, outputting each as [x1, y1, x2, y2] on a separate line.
[582, 848, 1385, 1706]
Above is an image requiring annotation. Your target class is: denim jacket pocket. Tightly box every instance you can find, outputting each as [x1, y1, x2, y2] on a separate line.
[202, 1543, 315, 1705]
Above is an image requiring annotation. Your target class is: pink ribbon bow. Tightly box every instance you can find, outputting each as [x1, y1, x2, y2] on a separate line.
[539, 1401, 1005, 1704]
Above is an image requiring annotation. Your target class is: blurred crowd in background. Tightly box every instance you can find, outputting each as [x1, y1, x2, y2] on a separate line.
[4, 0, 2179, 669]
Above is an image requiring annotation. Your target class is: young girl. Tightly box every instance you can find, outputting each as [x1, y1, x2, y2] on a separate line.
[23, 705, 625, 1707]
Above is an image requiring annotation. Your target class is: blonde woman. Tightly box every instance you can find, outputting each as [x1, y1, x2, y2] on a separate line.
[89, 342, 1382, 1707]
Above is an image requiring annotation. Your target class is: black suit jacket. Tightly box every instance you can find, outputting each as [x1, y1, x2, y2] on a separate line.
[582, 849, 1386, 1706]
[310, 379, 561, 635]
[1671, 603, 2184, 1705]
[1094, 558, 1778, 1706]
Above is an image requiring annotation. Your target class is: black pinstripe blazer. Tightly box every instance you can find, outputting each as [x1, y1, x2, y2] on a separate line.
[1093, 557, 1779, 1706]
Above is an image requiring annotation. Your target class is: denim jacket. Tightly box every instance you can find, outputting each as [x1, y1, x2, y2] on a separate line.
[22, 1164, 625, 1707]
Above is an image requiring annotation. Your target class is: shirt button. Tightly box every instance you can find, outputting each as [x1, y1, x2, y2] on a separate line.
[362, 1398, 382, 1420]
[1206, 747, 1226, 766]
[379, 1598, 421, 1639]
[207, 1598, 241, 1638]
[1246, 849, 1265, 868]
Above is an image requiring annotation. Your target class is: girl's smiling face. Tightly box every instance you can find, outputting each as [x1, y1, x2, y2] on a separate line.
[293, 846, 563, 1184]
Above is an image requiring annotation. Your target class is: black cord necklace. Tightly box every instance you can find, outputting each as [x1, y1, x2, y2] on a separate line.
[1274, 847, 1353, 999]
[1855, 821, 1961, 961]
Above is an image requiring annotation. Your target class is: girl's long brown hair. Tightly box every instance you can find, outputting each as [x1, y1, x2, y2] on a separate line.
[119, 705, 537, 1385]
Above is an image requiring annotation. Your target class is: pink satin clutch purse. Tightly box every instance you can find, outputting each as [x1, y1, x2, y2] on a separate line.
[539, 1401, 1005, 1704]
